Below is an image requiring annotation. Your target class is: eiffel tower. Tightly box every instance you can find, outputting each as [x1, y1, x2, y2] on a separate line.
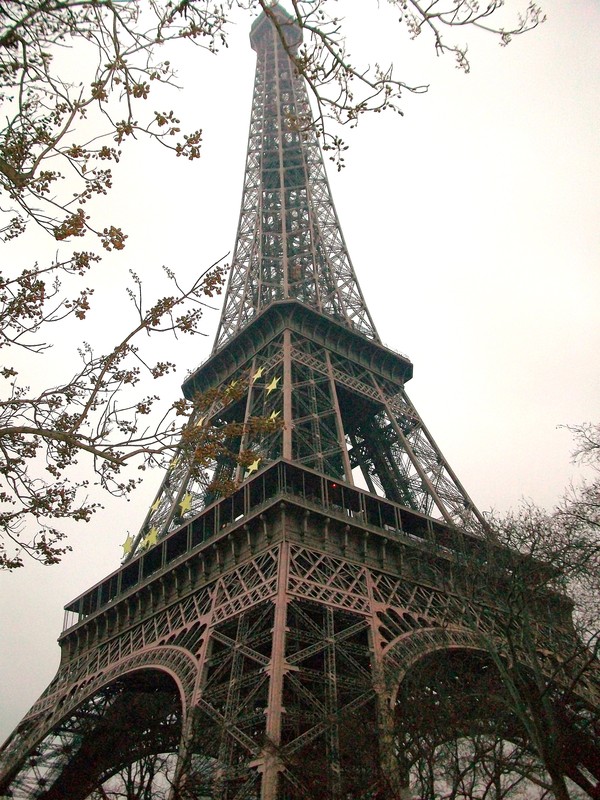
[1, 5, 598, 800]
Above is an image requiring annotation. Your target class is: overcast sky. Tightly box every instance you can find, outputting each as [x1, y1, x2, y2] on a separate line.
[1, 0, 599, 744]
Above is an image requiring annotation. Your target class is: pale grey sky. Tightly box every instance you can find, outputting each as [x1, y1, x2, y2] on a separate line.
[1, 0, 599, 743]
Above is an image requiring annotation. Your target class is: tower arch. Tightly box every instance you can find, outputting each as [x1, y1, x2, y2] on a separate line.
[1, 663, 188, 799]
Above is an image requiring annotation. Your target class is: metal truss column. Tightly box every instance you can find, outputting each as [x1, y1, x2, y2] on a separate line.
[374, 383, 456, 526]
[325, 352, 353, 484]
[216, 613, 251, 794]
[235, 358, 260, 483]
[259, 541, 290, 800]
[168, 597, 216, 800]
[366, 571, 409, 800]
[168, 708, 197, 800]
[283, 330, 293, 460]
[325, 606, 342, 798]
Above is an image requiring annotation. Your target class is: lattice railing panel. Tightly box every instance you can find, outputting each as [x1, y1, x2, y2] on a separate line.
[288, 545, 370, 614]
[212, 547, 280, 624]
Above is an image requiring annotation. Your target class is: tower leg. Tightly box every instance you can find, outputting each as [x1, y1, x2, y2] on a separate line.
[375, 686, 410, 800]
[259, 541, 290, 800]
[167, 706, 196, 800]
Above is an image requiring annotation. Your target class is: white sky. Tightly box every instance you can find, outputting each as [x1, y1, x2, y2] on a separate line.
[1, 0, 599, 744]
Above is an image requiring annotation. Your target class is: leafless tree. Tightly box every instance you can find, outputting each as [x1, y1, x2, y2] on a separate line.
[461, 427, 600, 800]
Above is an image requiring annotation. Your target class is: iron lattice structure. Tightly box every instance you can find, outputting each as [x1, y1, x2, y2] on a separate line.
[1, 6, 598, 800]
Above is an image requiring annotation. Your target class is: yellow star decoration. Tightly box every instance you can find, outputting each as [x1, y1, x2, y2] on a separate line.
[151, 497, 161, 513]
[195, 415, 206, 428]
[143, 527, 158, 549]
[121, 534, 134, 556]
[247, 458, 261, 474]
[251, 366, 264, 383]
[266, 376, 280, 395]
[179, 493, 192, 514]
[269, 410, 281, 421]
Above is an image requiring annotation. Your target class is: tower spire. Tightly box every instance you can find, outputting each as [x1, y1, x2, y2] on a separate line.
[214, 2, 379, 349]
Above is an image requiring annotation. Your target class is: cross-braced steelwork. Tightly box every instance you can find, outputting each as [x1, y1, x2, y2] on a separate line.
[1, 5, 598, 800]
[127, 5, 484, 554]
[214, 8, 378, 348]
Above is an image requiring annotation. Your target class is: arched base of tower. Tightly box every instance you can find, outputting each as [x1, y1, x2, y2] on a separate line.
[1, 493, 598, 800]
[0, 670, 182, 800]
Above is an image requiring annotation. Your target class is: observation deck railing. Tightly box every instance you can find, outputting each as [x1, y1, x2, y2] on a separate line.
[61, 459, 489, 632]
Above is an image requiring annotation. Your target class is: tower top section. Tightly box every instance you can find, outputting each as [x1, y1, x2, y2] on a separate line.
[213, 0, 379, 350]
[250, 3, 302, 53]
